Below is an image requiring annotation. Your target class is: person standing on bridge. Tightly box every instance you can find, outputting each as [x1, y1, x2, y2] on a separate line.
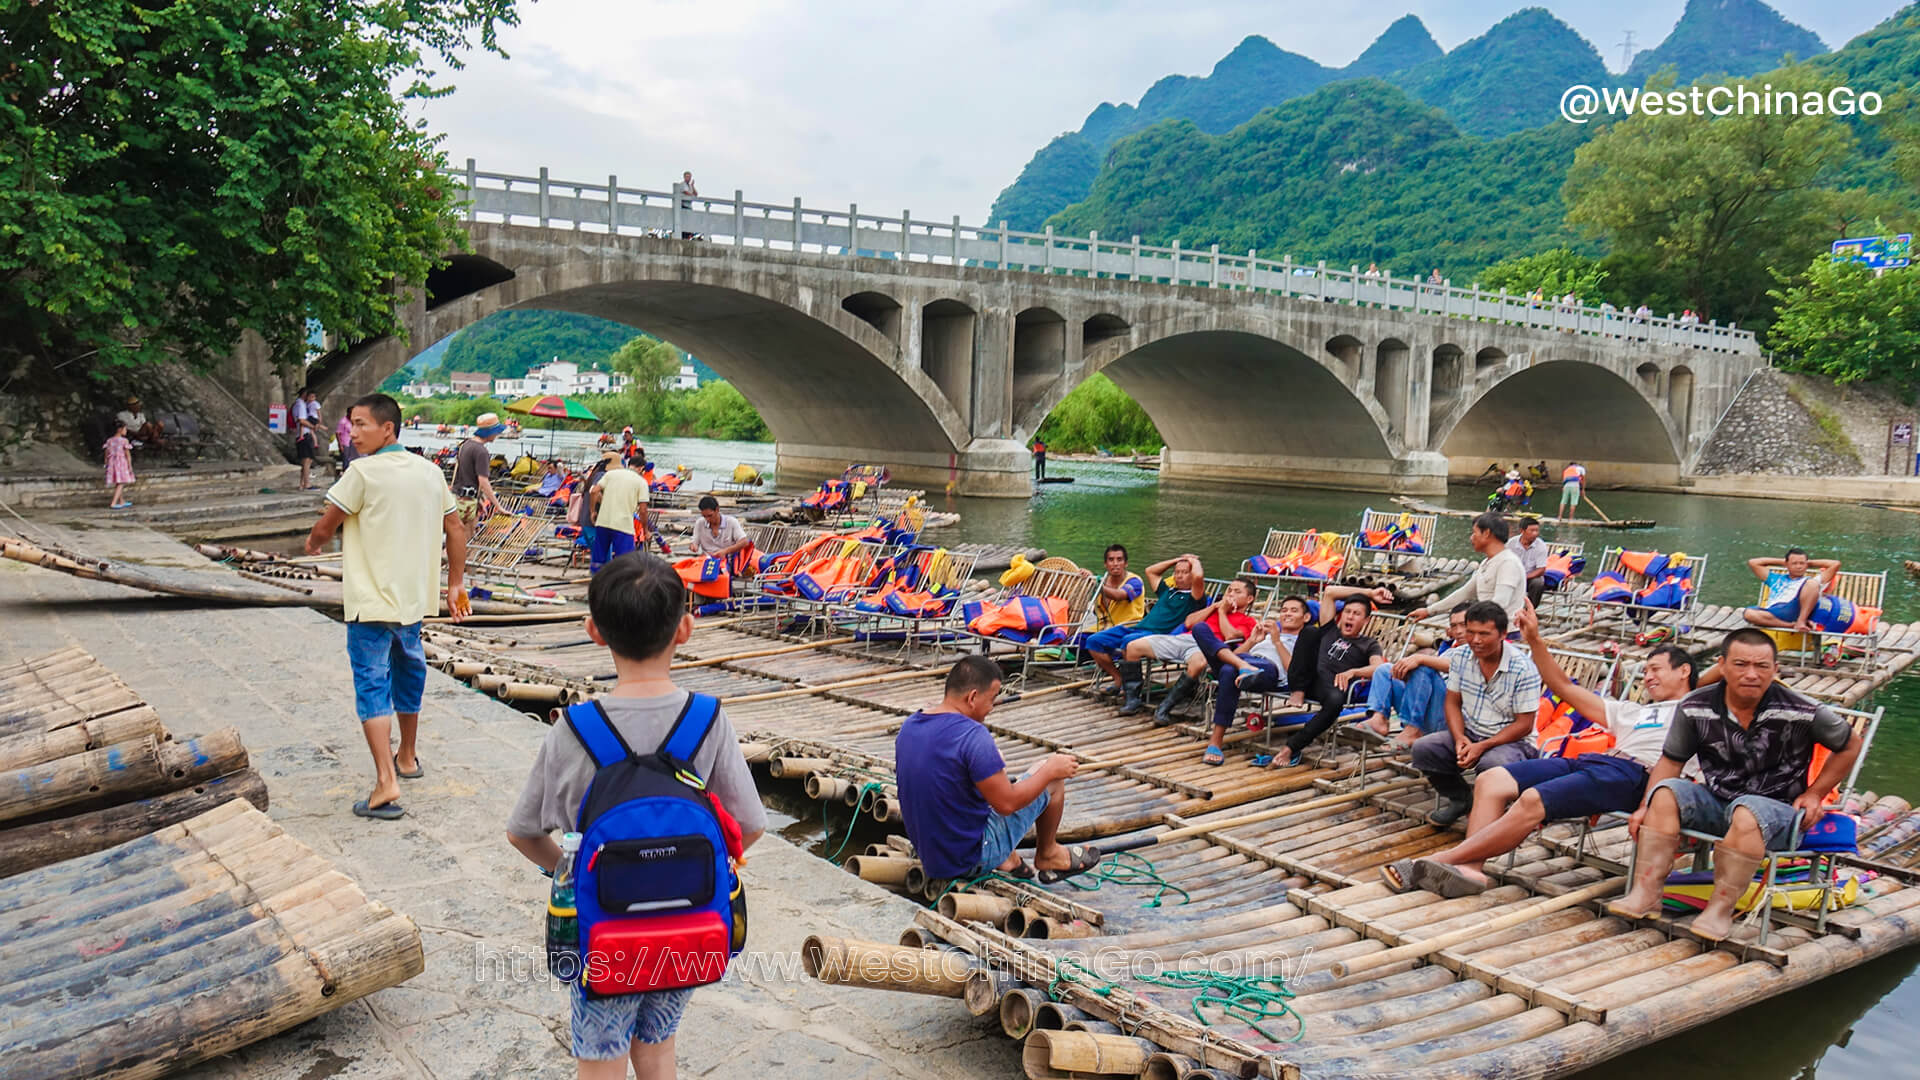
[1031, 437, 1047, 481]
[676, 171, 699, 239]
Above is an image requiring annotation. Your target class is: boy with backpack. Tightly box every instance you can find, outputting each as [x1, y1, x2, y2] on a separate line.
[508, 553, 767, 1080]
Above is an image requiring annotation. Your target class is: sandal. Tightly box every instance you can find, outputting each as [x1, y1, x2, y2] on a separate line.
[352, 798, 406, 821]
[1412, 858, 1489, 899]
[394, 754, 424, 780]
[1381, 858, 1418, 894]
[1037, 845, 1103, 884]
[997, 857, 1035, 881]
[1203, 746, 1225, 766]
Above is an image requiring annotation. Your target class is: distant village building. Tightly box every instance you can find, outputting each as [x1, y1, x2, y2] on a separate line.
[400, 380, 453, 397]
[448, 371, 493, 397]
[669, 363, 699, 391]
[492, 360, 630, 398]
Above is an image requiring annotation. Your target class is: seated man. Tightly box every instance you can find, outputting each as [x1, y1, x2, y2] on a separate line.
[1081, 544, 1146, 686]
[893, 655, 1098, 884]
[1361, 603, 1469, 746]
[116, 396, 166, 447]
[1742, 547, 1846, 633]
[1144, 576, 1260, 726]
[1386, 601, 1696, 896]
[1277, 593, 1388, 768]
[1190, 593, 1311, 765]
[1609, 628, 1862, 941]
[692, 495, 753, 573]
[1411, 601, 1541, 825]
[1082, 554, 1207, 715]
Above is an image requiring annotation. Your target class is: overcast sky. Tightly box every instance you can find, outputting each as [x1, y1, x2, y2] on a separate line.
[419, 0, 1902, 224]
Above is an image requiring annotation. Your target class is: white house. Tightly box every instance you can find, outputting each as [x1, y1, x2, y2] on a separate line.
[400, 380, 452, 397]
[668, 363, 698, 391]
[494, 359, 633, 398]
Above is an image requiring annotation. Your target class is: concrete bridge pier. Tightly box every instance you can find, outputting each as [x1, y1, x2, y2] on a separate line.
[1162, 449, 1449, 495]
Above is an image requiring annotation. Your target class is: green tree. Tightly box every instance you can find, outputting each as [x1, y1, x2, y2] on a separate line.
[1035, 374, 1161, 454]
[1477, 249, 1611, 302]
[1768, 250, 1920, 388]
[2, 0, 519, 383]
[1562, 69, 1862, 327]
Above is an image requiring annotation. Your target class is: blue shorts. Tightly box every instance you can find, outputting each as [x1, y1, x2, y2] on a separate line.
[345, 621, 426, 722]
[977, 767, 1050, 875]
[1498, 753, 1649, 821]
[1653, 778, 1805, 851]
[571, 983, 695, 1059]
[590, 527, 635, 571]
[1084, 624, 1146, 659]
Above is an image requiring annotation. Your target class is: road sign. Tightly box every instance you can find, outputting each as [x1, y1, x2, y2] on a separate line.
[1832, 234, 1912, 271]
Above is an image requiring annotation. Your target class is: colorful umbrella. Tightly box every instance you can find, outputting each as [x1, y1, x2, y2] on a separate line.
[503, 395, 602, 456]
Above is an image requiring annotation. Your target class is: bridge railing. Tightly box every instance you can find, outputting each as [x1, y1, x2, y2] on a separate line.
[450, 161, 1760, 356]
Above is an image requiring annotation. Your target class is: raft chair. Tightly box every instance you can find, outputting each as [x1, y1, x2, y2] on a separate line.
[828, 546, 981, 657]
[954, 565, 1099, 693]
[463, 513, 548, 576]
[1137, 577, 1229, 711]
[1535, 540, 1588, 622]
[1240, 528, 1358, 591]
[759, 537, 903, 636]
[1496, 645, 1629, 868]
[1354, 508, 1436, 574]
[1755, 569, 1887, 674]
[1639, 703, 1887, 946]
[1583, 547, 1708, 639]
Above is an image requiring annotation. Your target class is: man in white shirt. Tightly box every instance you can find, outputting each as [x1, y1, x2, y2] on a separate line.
[693, 495, 752, 571]
[1410, 512, 1527, 626]
[1506, 516, 1549, 608]
[1385, 601, 1697, 896]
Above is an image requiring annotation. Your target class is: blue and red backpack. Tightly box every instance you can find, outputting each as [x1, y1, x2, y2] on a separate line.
[563, 694, 747, 997]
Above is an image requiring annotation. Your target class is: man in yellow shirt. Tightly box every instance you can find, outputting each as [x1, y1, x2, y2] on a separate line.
[589, 456, 649, 572]
[1092, 544, 1146, 629]
[307, 394, 468, 822]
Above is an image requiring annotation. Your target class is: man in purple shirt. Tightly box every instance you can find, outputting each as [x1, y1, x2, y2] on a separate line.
[894, 655, 1099, 883]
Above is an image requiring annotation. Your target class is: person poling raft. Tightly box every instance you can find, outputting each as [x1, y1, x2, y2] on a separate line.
[1742, 547, 1879, 635]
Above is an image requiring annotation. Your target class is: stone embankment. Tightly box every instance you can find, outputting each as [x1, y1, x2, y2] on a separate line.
[1695, 368, 1914, 477]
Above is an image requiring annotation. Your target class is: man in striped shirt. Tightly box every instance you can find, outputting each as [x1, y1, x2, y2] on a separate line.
[1411, 600, 1541, 826]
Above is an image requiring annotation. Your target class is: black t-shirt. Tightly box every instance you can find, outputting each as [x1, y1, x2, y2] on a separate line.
[450, 437, 490, 493]
[1315, 631, 1382, 690]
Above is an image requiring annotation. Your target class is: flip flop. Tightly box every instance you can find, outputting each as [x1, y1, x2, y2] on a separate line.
[394, 755, 424, 780]
[1250, 753, 1275, 768]
[352, 799, 405, 821]
[1412, 858, 1488, 899]
[1203, 746, 1225, 766]
[1037, 845, 1103, 884]
[1381, 858, 1419, 894]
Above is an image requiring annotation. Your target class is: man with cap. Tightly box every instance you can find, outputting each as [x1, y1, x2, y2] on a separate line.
[451, 412, 507, 526]
[116, 397, 167, 449]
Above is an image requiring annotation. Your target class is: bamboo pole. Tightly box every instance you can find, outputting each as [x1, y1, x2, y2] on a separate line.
[1023, 1030, 1161, 1077]
[1330, 876, 1624, 977]
[0, 728, 249, 826]
[0, 770, 268, 878]
[673, 637, 858, 669]
[842, 856, 916, 886]
[0, 710, 167, 772]
[1099, 778, 1426, 853]
[938, 892, 1016, 927]
[722, 665, 951, 705]
[964, 969, 1016, 1016]
[1582, 493, 1617, 524]
[800, 935, 971, 997]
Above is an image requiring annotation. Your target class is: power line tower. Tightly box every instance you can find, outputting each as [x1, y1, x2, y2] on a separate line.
[1618, 30, 1638, 73]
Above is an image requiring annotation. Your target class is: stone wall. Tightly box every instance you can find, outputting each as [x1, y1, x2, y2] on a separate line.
[0, 361, 286, 472]
[1692, 368, 1916, 476]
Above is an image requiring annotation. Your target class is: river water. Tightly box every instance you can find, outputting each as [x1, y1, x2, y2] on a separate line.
[411, 429, 1919, 1078]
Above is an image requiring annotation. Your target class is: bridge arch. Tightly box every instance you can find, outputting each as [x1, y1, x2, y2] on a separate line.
[1433, 360, 1684, 483]
[425, 254, 514, 310]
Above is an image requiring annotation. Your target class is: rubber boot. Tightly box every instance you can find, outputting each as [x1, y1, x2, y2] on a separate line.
[1607, 828, 1680, 919]
[1154, 675, 1197, 726]
[1691, 843, 1767, 942]
[1117, 662, 1144, 716]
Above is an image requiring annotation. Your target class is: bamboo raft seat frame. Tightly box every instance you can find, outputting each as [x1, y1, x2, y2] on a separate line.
[825, 547, 983, 656]
[749, 539, 906, 635]
[954, 566, 1101, 693]
[1750, 568, 1888, 674]
[1578, 548, 1710, 637]
[1352, 508, 1438, 575]
[1240, 528, 1360, 593]
[464, 513, 551, 574]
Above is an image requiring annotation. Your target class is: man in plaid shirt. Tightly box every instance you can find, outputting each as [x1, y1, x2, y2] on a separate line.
[1411, 600, 1541, 826]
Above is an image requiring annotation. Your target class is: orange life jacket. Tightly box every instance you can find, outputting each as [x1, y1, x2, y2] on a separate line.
[674, 556, 730, 600]
[965, 595, 1070, 644]
[1534, 693, 1614, 759]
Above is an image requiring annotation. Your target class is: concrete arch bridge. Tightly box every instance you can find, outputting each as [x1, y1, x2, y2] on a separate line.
[297, 166, 1763, 496]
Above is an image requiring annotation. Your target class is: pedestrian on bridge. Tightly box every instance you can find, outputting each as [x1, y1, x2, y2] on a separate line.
[676, 171, 699, 239]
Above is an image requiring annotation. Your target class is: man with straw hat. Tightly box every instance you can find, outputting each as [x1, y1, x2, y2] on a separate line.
[451, 412, 507, 525]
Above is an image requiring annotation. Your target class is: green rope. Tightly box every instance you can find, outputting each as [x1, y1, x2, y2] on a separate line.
[1048, 955, 1116, 999]
[1133, 970, 1305, 1044]
[1060, 851, 1192, 907]
[821, 781, 887, 863]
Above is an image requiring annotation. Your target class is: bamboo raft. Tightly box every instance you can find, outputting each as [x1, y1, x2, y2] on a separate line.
[0, 647, 270, 876]
[0, 799, 424, 1080]
[1393, 497, 1655, 531]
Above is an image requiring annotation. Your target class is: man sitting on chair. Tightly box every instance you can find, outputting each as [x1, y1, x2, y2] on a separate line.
[1385, 601, 1696, 896]
[1144, 576, 1260, 726]
[1360, 603, 1469, 747]
[1741, 548, 1846, 634]
[1608, 627, 1862, 941]
[1410, 601, 1542, 825]
[1083, 554, 1207, 716]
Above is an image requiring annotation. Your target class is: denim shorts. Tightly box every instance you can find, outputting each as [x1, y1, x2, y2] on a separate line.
[345, 621, 426, 722]
[571, 984, 695, 1059]
[977, 768, 1050, 875]
[1653, 778, 1804, 851]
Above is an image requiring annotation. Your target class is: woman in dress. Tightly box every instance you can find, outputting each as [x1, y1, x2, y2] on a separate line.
[104, 420, 135, 509]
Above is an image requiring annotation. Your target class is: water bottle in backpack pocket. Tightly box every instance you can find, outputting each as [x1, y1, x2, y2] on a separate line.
[560, 693, 747, 997]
